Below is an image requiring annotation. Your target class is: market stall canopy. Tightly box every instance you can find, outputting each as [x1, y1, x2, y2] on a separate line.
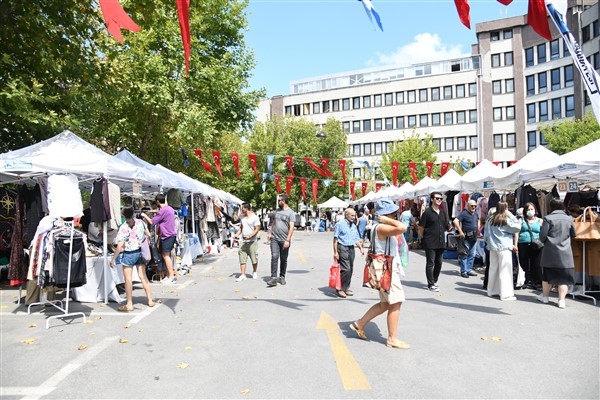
[319, 196, 349, 209]
[432, 169, 463, 193]
[519, 139, 600, 184]
[459, 159, 503, 192]
[392, 182, 415, 200]
[351, 190, 377, 205]
[0, 130, 163, 189]
[373, 185, 397, 200]
[411, 176, 438, 197]
[115, 149, 189, 190]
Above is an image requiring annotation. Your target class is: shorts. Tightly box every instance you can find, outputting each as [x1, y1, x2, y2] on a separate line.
[121, 250, 143, 266]
[238, 241, 258, 265]
[160, 236, 177, 253]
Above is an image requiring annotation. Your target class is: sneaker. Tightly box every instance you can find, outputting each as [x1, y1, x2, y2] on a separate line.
[467, 271, 478, 276]
[428, 285, 439, 292]
[252, 272, 258, 280]
[536, 293, 549, 304]
[501, 296, 517, 301]
[279, 276, 286, 285]
[235, 274, 246, 282]
[557, 299, 566, 309]
[267, 277, 278, 287]
[160, 276, 171, 283]
[162, 276, 177, 284]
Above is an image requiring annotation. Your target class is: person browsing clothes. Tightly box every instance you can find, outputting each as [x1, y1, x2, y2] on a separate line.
[333, 208, 364, 298]
[141, 193, 177, 284]
[454, 200, 481, 278]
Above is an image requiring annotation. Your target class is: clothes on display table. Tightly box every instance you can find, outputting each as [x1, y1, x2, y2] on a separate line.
[71, 256, 139, 303]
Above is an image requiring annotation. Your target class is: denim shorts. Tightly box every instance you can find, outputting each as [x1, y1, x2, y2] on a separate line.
[121, 250, 142, 266]
[160, 236, 177, 253]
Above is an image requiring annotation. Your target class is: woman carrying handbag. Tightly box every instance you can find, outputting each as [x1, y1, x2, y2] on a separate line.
[514, 202, 544, 290]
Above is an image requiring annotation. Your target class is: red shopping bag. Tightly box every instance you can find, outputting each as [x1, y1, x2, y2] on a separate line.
[329, 261, 341, 290]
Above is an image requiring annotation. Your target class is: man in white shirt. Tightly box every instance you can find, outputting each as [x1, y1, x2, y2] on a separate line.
[233, 203, 261, 281]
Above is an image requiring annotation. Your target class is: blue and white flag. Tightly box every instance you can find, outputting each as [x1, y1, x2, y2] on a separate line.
[266, 154, 274, 175]
[355, 159, 374, 173]
[359, 0, 383, 32]
[547, 2, 600, 125]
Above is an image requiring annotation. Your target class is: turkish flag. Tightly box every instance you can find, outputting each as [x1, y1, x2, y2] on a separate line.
[508, 160, 518, 166]
[285, 176, 294, 196]
[337, 159, 346, 182]
[320, 158, 334, 177]
[350, 181, 356, 200]
[230, 152, 240, 178]
[193, 149, 213, 172]
[304, 157, 327, 177]
[312, 179, 319, 204]
[528, 0, 552, 40]
[375, 182, 382, 192]
[284, 156, 296, 176]
[175, 0, 191, 75]
[453, 0, 471, 29]
[98, 0, 141, 44]
[426, 162, 434, 177]
[391, 161, 399, 186]
[248, 154, 259, 182]
[441, 162, 450, 176]
[274, 174, 282, 193]
[361, 182, 368, 198]
[497, 0, 513, 4]
[300, 178, 307, 200]
[492, 161, 500, 166]
[212, 151, 223, 179]
[408, 162, 419, 183]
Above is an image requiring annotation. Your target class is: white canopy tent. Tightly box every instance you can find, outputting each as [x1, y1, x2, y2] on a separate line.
[410, 176, 438, 197]
[432, 169, 463, 193]
[392, 182, 415, 200]
[318, 196, 349, 209]
[459, 159, 503, 192]
[351, 190, 376, 205]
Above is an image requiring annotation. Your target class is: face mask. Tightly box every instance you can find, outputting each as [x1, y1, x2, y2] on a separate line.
[526, 210, 535, 218]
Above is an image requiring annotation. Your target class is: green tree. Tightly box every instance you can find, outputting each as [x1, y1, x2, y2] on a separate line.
[379, 131, 439, 184]
[539, 111, 600, 155]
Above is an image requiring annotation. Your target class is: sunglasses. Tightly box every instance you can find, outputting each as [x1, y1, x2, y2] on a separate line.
[434, 197, 443, 200]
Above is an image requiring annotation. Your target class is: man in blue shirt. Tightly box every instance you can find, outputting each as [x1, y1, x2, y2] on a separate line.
[333, 208, 364, 298]
[453, 200, 481, 278]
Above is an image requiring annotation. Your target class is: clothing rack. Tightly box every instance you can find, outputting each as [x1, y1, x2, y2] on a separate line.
[27, 221, 87, 328]
[571, 206, 599, 305]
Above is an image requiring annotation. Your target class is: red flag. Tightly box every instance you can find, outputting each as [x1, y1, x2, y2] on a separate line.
[98, 0, 140, 44]
[528, 0, 551, 40]
[175, 0, 191, 76]
[337, 159, 347, 182]
[492, 161, 500, 166]
[274, 174, 282, 193]
[391, 161, 399, 186]
[349, 181, 356, 200]
[337, 180, 346, 187]
[300, 178, 307, 201]
[193, 149, 213, 172]
[285, 176, 294, 196]
[361, 182, 368, 198]
[284, 156, 296, 176]
[248, 154, 259, 182]
[230, 152, 240, 179]
[408, 162, 419, 183]
[212, 151, 223, 179]
[375, 182, 382, 192]
[320, 158, 334, 177]
[441, 162, 450, 177]
[303, 157, 327, 177]
[312, 179, 319, 204]
[453, 0, 471, 29]
[508, 160, 518, 166]
[426, 162, 434, 177]
[497, 0, 513, 4]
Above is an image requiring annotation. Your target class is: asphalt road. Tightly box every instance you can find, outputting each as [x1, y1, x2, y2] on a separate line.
[1, 229, 599, 399]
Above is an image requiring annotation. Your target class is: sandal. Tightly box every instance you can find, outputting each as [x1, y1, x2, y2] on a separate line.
[118, 305, 134, 312]
[337, 290, 347, 298]
[386, 340, 410, 349]
[350, 322, 367, 340]
[345, 290, 354, 296]
[148, 301, 155, 308]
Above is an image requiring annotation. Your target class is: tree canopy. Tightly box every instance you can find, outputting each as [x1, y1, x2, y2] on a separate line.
[539, 111, 600, 155]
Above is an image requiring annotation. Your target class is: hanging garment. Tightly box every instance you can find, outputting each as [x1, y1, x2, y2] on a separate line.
[47, 174, 83, 218]
[53, 235, 87, 288]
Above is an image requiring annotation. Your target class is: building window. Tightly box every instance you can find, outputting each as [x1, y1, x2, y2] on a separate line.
[444, 86, 452, 99]
[385, 117, 393, 130]
[456, 111, 466, 124]
[420, 114, 429, 127]
[364, 143, 372, 155]
[525, 47, 534, 67]
[374, 94, 382, 107]
[552, 98, 561, 119]
[303, 103, 310, 115]
[491, 31, 500, 41]
[342, 98, 350, 110]
[322, 101, 330, 113]
[285, 106, 292, 116]
[506, 106, 515, 120]
[565, 95, 575, 117]
[493, 107, 502, 121]
[527, 103, 536, 123]
[551, 68, 561, 90]
[363, 120, 372, 132]
[293, 104, 301, 116]
[563, 39, 570, 57]
[526, 75, 535, 96]
[374, 143, 383, 155]
[396, 116, 405, 129]
[385, 142, 393, 154]
[469, 83, 477, 97]
[507, 133, 516, 148]
[333, 99, 340, 112]
[538, 72, 547, 93]
[491, 53, 501, 67]
[384, 93, 393, 106]
[374, 118, 382, 130]
[445, 138, 454, 151]
[492, 80, 502, 94]
[432, 138, 441, 152]
[407, 90, 416, 103]
[361, 96, 370, 108]
[539, 101, 548, 121]
[343, 121, 350, 132]
[313, 103, 320, 114]
[352, 120, 361, 133]
[408, 115, 417, 127]
[431, 87, 440, 100]
[582, 25, 590, 42]
[352, 144, 361, 156]
[352, 97, 360, 109]
[494, 134, 503, 148]
[469, 110, 477, 123]
[444, 112, 453, 125]
[540, 131, 547, 146]
[457, 136, 467, 150]
[503, 29, 513, 39]
[419, 89, 428, 102]
[432, 113, 441, 126]
[537, 43, 547, 64]
[456, 84, 465, 98]
[395, 92, 404, 104]
[527, 131, 537, 152]
[470, 136, 478, 149]
[505, 78, 514, 93]
[550, 39, 560, 60]
[353, 167, 362, 178]
[504, 51, 514, 66]
[564, 65, 574, 87]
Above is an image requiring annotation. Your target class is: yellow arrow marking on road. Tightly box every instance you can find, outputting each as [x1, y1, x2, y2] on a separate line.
[316, 311, 371, 391]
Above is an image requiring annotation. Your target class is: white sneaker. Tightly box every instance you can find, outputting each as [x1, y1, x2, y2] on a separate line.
[252, 272, 258, 280]
[557, 299, 566, 309]
[501, 296, 517, 301]
[236, 274, 246, 282]
[537, 293, 549, 304]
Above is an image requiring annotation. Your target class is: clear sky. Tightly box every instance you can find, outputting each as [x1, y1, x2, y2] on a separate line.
[244, 0, 530, 97]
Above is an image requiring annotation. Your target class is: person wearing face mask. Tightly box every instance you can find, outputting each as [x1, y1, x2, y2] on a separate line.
[514, 202, 544, 290]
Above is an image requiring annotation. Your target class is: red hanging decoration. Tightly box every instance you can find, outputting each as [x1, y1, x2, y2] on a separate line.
[303, 157, 327, 177]
[230, 152, 240, 179]
[274, 174, 282, 193]
[248, 154, 259, 182]
[285, 176, 294, 196]
[311, 179, 319, 204]
[408, 162, 419, 183]
[320, 158, 334, 177]
[508, 160, 518, 166]
[361, 182, 368, 198]
[349, 181, 356, 200]
[284, 156, 296, 176]
[375, 182, 382, 192]
[193, 149, 213, 172]
[337, 180, 346, 187]
[492, 161, 500, 166]
[337, 159, 347, 183]
[497, 0, 513, 5]
[212, 151, 223, 179]
[300, 178, 307, 200]
[528, 0, 552, 40]
[98, 0, 141, 44]
[175, 0, 191, 76]
[440, 162, 450, 176]
[391, 161, 399, 186]
[426, 161, 434, 177]
[453, 0, 471, 29]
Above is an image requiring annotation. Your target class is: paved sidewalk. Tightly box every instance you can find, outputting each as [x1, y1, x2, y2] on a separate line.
[1, 230, 598, 399]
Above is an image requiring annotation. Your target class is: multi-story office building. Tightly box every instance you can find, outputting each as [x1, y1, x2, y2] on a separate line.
[256, 1, 599, 179]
